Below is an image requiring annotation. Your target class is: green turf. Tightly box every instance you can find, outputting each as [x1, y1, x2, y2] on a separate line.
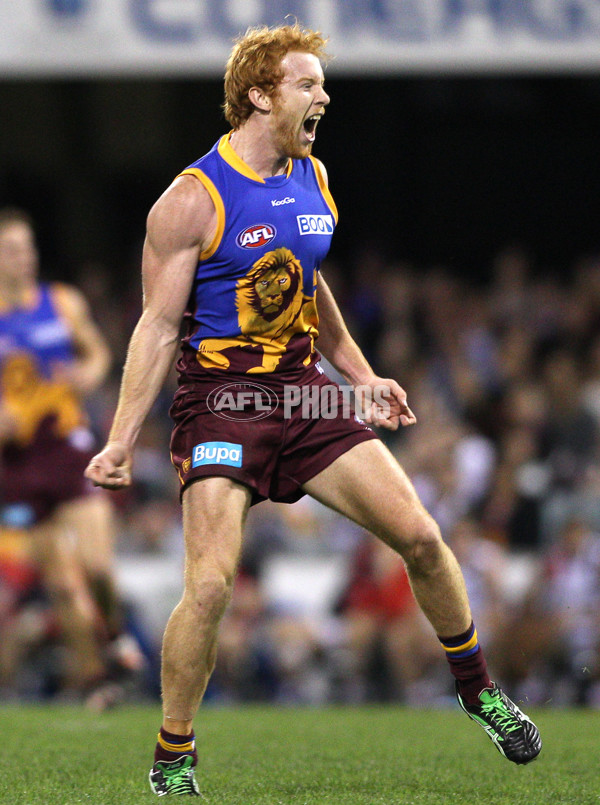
[0, 703, 597, 804]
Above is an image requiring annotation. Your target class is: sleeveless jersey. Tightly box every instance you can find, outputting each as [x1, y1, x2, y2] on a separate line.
[176, 132, 338, 379]
[0, 283, 85, 447]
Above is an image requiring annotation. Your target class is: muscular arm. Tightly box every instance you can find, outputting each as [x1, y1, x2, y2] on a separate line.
[85, 175, 216, 487]
[315, 274, 373, 386]
[52, 283, 111, 395]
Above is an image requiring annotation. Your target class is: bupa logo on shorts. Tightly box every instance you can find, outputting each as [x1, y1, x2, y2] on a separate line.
[236, 223, 277, 249]
[297, 214, 334, 236]
[192, 442, 243, 468]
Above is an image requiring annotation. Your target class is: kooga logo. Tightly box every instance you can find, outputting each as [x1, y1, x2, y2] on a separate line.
[297, 214, 334, 235]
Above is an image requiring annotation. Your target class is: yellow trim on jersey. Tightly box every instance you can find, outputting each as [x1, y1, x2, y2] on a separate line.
[442, 630, 479, 654]
[177, 168, 225, 261]
[218, 133, 264, 183]
[218, 132, 293, 183]
[309, 156, 338, 223]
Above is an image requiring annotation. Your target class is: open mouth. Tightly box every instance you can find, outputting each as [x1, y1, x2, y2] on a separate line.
[303, 114, 322, 141]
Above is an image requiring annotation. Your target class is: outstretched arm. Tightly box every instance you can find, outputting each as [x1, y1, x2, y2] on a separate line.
[84, 175, 216, 488]
[316, 273, 416, 431]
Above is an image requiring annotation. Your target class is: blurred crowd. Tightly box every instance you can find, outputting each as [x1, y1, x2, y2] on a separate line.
[2, 244, 600, 708]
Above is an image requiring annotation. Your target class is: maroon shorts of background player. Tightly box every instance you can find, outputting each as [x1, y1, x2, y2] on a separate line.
[0, 419, 96, 525]
[169, 362, 378, 504]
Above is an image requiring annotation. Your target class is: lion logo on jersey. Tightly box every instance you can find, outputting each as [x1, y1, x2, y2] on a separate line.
[236, 247, 304, 335]
[196, 247, 317, 373]
[0, 353, 83, 445]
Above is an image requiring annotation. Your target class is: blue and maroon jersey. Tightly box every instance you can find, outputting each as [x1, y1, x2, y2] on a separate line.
[176, 132, 338, 379]
[0, 283, 84, 447]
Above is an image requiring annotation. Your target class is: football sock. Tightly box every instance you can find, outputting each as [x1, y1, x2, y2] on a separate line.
[438, 621, 492, 705]
[154, 727, 198, 766]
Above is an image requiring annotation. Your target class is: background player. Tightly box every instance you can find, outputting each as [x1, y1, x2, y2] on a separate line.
[0, 207, 141, 703]
[85, 24, 541, 797]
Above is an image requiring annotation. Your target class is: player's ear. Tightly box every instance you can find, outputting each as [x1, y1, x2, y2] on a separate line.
[248, 86, 273, 114]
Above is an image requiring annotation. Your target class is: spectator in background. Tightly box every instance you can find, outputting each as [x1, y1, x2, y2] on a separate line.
[489, 246, 531, 326]
[540, 349, 597, 490]
[337, 534, 441, 705]
[241, 497, 364, 705]
[446, 517, 507, 662]
[493, 518, 600, 706]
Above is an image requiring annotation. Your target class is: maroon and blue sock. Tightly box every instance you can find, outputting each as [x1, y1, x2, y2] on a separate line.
[438, 621, 492, 705]
[154, 727, 198, 766]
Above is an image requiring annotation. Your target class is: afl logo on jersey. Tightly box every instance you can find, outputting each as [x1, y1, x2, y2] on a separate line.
[236, 224, 277, 249]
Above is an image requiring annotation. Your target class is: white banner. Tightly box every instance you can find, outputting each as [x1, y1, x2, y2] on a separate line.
[2, 0, 600, 77]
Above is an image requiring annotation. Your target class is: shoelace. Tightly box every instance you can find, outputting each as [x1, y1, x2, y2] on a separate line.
[480, 694, 522, 734]
[164, 769, 196, 795]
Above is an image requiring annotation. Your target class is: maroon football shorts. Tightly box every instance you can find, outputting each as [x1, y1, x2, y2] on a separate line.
[170, 363, 378, 504]
[0, 421, 97, 526]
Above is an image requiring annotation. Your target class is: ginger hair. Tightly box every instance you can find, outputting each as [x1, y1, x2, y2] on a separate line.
[223, 23, 329, 129]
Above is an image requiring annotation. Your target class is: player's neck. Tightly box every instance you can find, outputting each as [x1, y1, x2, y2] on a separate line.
[229, 123, 289, 179]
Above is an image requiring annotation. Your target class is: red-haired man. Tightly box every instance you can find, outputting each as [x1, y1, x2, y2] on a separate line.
[86, 23, 541, 797]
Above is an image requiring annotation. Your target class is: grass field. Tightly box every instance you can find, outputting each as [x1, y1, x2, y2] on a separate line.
[1, 703, 597, 804]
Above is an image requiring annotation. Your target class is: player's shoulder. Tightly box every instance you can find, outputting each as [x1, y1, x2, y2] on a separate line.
[307, 155, 329, 186]
[149, 173, 215, 232]
[157, 171, 213, 209]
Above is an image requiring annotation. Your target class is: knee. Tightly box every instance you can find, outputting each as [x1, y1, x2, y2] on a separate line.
[400, 513, 444, 570]
[184, 563, 236, 621]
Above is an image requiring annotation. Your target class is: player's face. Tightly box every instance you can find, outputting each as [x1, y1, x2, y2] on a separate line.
[0, 222, 39, 284]
[270, 51, 330, 159]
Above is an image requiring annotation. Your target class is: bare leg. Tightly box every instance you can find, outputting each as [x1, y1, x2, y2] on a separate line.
[304, 443, 542, 764]
[52, 494, 121, 636]
[160, 477, 251, 735]
[302, 439, 472, 637]
[31, 519, 105, 687]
